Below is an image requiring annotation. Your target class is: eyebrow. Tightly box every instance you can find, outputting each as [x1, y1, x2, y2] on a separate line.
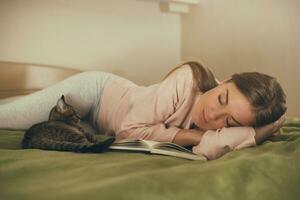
[227, 89, 244, 126]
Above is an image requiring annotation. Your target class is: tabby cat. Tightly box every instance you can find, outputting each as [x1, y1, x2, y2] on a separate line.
[22, 95, 115, 153]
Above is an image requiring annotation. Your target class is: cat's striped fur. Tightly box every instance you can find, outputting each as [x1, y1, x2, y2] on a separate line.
[22, 95, 115, 153]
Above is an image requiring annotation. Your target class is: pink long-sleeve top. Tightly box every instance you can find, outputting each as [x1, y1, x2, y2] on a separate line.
[98, 65, 257, 160]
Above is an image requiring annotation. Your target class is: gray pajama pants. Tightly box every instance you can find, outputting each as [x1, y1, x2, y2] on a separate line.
[0, 71, 115, 131]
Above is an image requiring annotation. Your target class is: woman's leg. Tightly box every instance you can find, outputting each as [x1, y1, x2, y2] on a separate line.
[0, 71, 113, 130]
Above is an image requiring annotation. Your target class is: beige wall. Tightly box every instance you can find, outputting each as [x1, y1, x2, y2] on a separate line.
[182, 0, 300, 117]
[1, 0, 298, 117]
[0, 0, 181, 85]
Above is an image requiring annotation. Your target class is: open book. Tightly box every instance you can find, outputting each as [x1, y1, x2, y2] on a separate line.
[109, 139, 207, 161]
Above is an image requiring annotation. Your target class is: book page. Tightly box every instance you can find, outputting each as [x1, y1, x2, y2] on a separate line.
[151, 141, 195, 154]
[142, 140, 206, 160]
[111, 139, 148, 148]
[109, 139, 150, 152]
[109, 139, 207, 161]
[140, 140, 190, 152]
[113, 139, 196, 155]
[151, 148, 207, 161]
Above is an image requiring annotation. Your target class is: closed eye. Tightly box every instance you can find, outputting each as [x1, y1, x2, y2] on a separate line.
[218, 95, 223, 105]
[222, 89, 232, 127]
[218, 94, 226, 105]
[218, 89, 228, 106]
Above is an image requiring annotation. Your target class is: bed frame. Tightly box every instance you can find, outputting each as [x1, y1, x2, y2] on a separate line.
[0, 61, 81, 100]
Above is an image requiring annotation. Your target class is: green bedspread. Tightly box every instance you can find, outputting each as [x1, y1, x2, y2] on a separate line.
[1, 118, 300, 200]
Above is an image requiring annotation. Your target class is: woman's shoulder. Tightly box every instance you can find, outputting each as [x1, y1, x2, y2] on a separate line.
[159, 64, 199, 104]
[172, 64, 193, 75]
[174, 63, 221, 92]
[165, 64, 193, 82]
[167, 64, 196, 90]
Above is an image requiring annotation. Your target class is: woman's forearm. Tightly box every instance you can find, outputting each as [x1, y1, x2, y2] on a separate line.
[254, 115, 286, 145]
[254, 126, 276, 145]
[172, 129, 205, 146]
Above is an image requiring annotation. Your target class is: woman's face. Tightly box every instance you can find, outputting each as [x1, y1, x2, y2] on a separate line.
[191, 81, 255, 130]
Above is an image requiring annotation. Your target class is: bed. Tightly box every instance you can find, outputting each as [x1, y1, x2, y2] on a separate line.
[0, 62, 299, 200]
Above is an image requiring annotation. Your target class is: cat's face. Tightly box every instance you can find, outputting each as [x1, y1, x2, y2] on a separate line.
[49, 95, 81, 124]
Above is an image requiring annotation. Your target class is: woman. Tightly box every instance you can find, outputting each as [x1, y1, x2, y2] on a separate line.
[170, 62, 286, 159]
[0, 61, 286, 160]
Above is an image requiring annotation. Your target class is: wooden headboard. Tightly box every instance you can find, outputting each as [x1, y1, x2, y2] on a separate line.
[0, 61, 81, 99]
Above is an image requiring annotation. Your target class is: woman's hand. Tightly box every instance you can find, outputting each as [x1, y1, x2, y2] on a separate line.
[172, 128, 205, 147]
[254, 115, 286, 144]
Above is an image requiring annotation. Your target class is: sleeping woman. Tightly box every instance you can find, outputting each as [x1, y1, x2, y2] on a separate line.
[0, 61, 287, 160]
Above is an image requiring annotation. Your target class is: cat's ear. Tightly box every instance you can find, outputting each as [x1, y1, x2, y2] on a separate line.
[56, 96, 67, 113]
[61, 95, 66, 102]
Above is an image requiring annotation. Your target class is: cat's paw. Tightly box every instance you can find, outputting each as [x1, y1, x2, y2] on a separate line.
[91, 138, 115, 153]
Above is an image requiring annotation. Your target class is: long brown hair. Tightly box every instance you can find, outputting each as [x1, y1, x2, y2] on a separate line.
[228, 72, 287, 127]
[164, 61, 287, 127]
[163, 61, 218, 93]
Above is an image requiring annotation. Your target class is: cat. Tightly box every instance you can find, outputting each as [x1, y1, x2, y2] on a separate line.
[22, 95, 115, 153]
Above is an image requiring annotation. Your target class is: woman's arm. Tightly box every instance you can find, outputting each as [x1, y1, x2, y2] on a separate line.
[173, 115, 286, 147]
[254, 115, 286, 144]
[187, 115, 286, 160]
[172, 129, 205, 146]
